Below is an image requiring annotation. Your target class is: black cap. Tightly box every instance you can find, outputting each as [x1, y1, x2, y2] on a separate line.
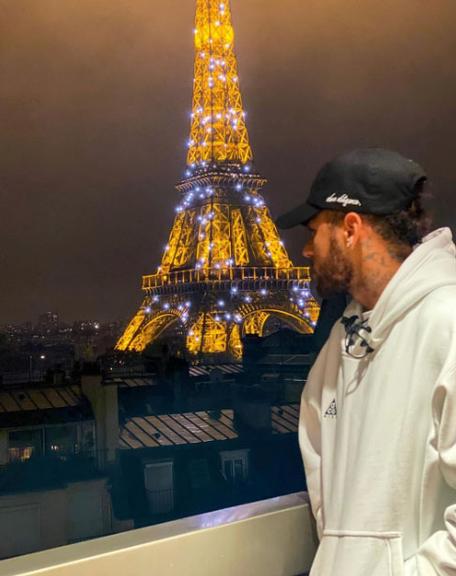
[276, 148, 427, 229]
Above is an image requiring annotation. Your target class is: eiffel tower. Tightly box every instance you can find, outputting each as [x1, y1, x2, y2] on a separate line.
[116, 0, 319, 362]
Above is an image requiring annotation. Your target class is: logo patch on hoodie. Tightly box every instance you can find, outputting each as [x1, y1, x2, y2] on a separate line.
[324, 398, 337, 418]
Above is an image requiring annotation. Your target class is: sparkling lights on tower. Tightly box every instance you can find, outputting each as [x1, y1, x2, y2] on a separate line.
[116, 0, 319, 361]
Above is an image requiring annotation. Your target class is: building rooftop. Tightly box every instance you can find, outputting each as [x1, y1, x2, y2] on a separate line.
[188, 364, 243, 377]
[109, 377, 158, 389]
[0, 384, 93, 427]
[119, 404, 299, 449]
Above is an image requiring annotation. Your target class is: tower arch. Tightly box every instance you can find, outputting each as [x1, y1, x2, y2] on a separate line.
[242, 308, 314, 338]
[127, 312, 181, 352]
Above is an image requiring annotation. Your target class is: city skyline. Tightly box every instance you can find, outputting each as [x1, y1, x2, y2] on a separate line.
[1, 0, 456, 324]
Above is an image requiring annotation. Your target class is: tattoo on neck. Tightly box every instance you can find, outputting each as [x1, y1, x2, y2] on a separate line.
[363, 251, 387, 266]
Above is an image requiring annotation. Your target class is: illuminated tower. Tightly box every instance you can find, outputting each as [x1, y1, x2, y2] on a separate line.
[116, 0, 318, 361]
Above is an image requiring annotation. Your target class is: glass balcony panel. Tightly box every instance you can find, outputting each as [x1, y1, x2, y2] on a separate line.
[0, 492, 316, 576]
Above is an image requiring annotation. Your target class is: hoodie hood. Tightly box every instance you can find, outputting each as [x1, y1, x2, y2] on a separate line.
[343, 227, 456, 353]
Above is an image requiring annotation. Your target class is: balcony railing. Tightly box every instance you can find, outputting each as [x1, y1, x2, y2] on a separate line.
[143, 266, 311, 291]
[0, 492, 317, 576]
[0, 452, 102, 495]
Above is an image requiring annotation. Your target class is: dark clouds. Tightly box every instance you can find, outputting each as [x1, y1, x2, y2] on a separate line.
[0, 0, 455, 323]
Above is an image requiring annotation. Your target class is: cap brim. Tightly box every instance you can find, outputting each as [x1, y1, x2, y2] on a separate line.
[276, 202, 320, 229]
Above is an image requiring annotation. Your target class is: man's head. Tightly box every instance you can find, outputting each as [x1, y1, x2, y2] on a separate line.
[277, 148, 431, 301]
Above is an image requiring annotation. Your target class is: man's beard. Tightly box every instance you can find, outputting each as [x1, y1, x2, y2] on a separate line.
[312, 235, 353, 299]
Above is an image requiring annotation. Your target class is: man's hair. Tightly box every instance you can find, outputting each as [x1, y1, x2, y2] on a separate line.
[325, 181, 431, 261]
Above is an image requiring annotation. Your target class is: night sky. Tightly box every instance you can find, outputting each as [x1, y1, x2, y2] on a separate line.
[1, 0, 455, 324]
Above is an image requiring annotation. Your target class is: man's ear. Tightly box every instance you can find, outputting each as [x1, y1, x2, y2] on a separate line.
[343, 212, 363, 247]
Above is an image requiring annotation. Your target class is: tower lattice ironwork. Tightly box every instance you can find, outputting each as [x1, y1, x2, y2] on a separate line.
[116, 0, 319, 361]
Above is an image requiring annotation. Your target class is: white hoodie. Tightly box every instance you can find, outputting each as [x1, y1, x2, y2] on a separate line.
[300, 228, 456, 576]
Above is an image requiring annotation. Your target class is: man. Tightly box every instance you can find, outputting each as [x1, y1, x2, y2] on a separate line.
[277, 148, 456, 575]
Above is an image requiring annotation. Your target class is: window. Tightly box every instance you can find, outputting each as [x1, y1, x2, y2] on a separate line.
[8, 429, 43, 462]
[79, 421, 96, 455]
[220, 449, 250, 484]
[45, 425, 77, 457]
[143, 460, 174, 515]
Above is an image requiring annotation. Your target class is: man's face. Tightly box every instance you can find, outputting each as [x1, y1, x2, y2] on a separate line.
[302, 211, 353, 298]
